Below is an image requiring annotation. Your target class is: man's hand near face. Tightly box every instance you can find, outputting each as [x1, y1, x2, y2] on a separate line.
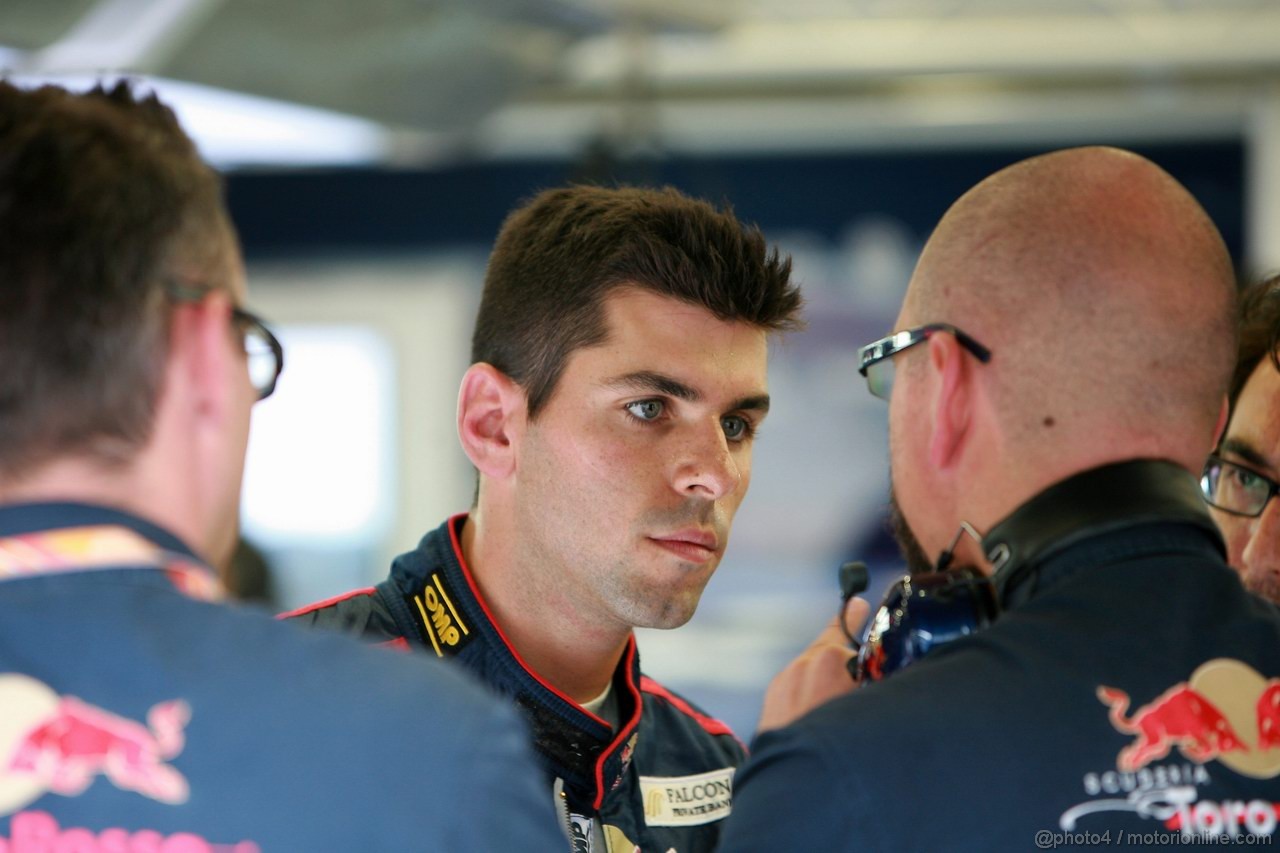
[756, 598, 870, 734]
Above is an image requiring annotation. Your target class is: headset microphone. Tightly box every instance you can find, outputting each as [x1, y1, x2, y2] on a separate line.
[838, 561, 869, 606]
[836, 561, 869, 651]
[844, 525, 1000, 683]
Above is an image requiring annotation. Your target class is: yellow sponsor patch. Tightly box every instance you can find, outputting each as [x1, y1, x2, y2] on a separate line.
[639, 768, 734, 827]
[407, 572, 471, 657]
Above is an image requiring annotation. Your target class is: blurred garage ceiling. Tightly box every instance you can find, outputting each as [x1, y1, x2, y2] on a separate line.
[3, 0, 1280, 166]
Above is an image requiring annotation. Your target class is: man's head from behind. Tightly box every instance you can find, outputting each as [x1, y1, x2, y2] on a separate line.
[459, 185, 801, 631]
[0, 82, 256, 565]
[879, 146, 1237, 565]
[1205, 274, 1280, 601]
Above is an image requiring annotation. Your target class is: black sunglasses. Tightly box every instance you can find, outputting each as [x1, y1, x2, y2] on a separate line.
[856, 323, 992, 400]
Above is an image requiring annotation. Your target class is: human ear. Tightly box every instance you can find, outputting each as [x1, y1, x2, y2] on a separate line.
[1212, 394, 1231, 449]
[167, 289, 236, 432]
[926, 333, 973, 471]
[456, 363, 524, 480]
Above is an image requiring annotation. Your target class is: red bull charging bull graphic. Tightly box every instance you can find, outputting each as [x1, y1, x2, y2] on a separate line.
[1097, 684, 1247, 771]
[1098, 663, 1280, 777]
[0, 674, 259, 852]
[0, 674, 187, 812]
[8, 695, 189, 805]
[1058, 659, 1280, 841]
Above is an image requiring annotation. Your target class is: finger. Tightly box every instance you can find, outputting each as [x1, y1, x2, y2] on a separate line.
[812, 614, 852, 648]
[757, 643, 857, 733]
[841, 596, 871, 640]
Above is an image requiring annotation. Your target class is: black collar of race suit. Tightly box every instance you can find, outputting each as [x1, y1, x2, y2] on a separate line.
[515, 650, 643, 814]
[981, 459, 1224, 606]
[387, 514, 642, 814]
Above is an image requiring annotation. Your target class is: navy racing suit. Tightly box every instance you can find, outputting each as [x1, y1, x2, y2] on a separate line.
[285, 514, 747, 852]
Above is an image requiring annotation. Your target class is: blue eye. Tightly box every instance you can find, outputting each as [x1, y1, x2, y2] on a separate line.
[626, 400, 665, 422]
[722, 415, 752, 442]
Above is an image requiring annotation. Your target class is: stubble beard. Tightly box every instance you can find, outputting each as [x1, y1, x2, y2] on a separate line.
[888, 487, 935, 575]
[610, 501, 725, 630]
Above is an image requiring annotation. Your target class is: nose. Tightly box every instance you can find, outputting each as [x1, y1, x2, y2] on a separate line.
[1241, 498, 1280, 589]
[671, 421, 742, 501]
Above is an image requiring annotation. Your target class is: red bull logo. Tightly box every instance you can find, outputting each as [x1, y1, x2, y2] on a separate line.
[0, 675, 188, 817]
[1097, 684, 1246, 771]
[1098, 660, 1280, 779]
[9, 696, 189, 803]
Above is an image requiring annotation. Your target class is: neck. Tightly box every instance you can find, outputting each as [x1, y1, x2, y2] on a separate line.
[460, 509, 630, 704]
[0, 456, 205, 560]
[953, 431, 1202, 549]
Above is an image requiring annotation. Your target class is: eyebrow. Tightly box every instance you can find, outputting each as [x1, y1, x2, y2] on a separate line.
[604, 370, 771, 414]
[1220, 437, 1273, 473]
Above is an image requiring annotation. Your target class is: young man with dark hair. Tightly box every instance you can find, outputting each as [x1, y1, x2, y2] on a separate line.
[0, 81, 562, 849]
[286, 185, 802, 850]
[1201, 273, 1280, 602]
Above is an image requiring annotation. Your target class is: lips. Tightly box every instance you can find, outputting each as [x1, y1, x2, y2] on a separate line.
[649, 529, 720, 563]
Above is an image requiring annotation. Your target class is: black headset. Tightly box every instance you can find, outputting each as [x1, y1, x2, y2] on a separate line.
[839, 460, 1218, 683]
[841, 560, 998, 682]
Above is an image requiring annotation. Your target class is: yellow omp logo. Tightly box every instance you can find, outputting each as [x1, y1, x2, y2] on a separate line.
[645, 788, 666, 819]
[412, 573, 469, 656]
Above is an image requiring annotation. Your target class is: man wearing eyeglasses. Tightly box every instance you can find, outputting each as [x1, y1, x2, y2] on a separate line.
[0, 82, 562, 849]
[1201, 274, 1280, 603]
[720, 147, 1280, 851]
